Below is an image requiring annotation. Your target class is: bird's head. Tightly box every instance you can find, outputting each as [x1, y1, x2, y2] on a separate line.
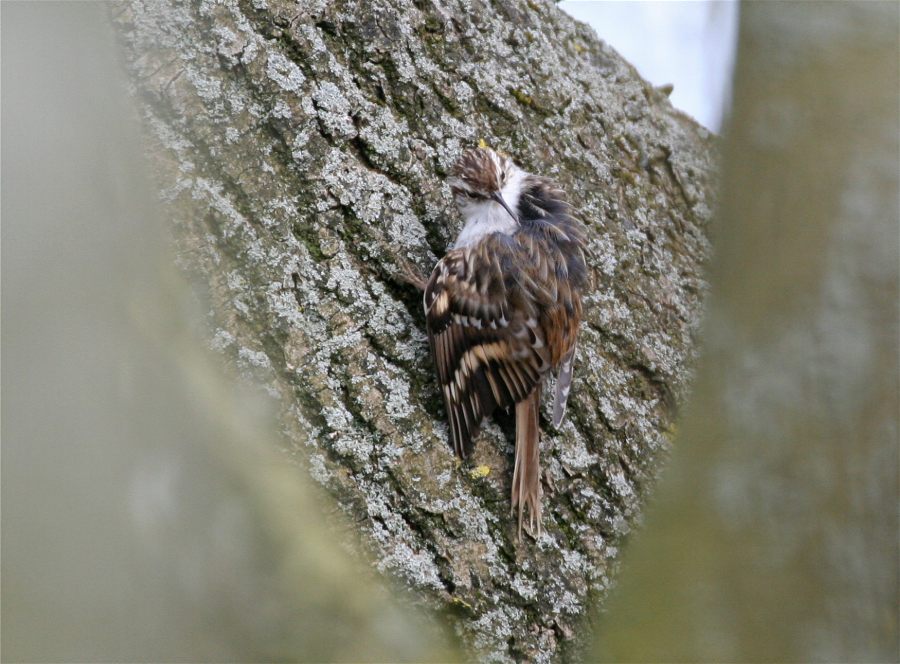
[448, 147, 522, 224]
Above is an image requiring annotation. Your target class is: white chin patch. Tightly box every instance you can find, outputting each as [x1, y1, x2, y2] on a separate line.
[453, 200, 517, 248]
[452, 168, 526, 249]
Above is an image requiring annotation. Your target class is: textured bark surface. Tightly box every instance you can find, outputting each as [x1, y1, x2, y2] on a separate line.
[114, 1, 715, 659]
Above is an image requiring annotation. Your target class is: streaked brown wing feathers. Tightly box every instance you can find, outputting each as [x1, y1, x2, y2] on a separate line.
[424, 243, 549, 458]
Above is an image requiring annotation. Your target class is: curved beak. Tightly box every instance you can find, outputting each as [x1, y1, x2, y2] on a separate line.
[490, 191, 519, 223]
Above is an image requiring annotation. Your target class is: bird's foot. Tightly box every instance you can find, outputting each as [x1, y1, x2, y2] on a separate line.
[396, 256, 428, 292]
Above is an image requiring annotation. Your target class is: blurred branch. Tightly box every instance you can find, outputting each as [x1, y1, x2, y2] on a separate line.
[594, 3, 899, 660]
[1, 4, 455, 661]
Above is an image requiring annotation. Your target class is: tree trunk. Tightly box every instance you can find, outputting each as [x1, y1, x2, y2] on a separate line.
[113, 0, 715, 659]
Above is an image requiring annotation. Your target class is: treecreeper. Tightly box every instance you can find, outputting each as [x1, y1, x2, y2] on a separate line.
[423, 147, 587, 539]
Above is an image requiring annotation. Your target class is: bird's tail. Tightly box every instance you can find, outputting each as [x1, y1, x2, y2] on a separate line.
[511, 389, 542, 539]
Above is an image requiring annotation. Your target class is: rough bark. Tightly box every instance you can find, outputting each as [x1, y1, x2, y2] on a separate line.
[114, 0, 715, 659]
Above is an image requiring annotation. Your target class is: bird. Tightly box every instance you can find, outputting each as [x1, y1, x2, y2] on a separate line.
[423, 147, 587, 539]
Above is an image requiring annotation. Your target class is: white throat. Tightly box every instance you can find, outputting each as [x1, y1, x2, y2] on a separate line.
[452, 168, 526, 248]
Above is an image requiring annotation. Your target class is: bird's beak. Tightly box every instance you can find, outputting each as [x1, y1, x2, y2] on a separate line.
[490, 191, 519, 223]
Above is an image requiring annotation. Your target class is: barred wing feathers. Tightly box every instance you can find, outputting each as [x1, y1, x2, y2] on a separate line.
[424, 237, 551, 458]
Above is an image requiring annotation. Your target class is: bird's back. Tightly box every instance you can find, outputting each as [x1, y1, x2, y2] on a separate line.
[424, 175, 586, 456]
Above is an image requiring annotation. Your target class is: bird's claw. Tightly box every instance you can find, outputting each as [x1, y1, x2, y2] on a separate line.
[397, 256, 428, 292]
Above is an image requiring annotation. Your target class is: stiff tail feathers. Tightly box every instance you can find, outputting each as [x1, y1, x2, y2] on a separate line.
[511, 389, 542, 539]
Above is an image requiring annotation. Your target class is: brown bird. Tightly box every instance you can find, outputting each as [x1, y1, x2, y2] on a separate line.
[423, 147, 587, 538]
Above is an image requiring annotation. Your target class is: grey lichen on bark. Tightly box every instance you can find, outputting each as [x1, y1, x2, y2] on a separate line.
[114, 0, 715, 659]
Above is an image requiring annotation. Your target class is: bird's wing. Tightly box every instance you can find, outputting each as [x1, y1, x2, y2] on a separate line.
[516, 178, 587, 428]
[424, 238, 551, 458]
[551, 339, 577, 428]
